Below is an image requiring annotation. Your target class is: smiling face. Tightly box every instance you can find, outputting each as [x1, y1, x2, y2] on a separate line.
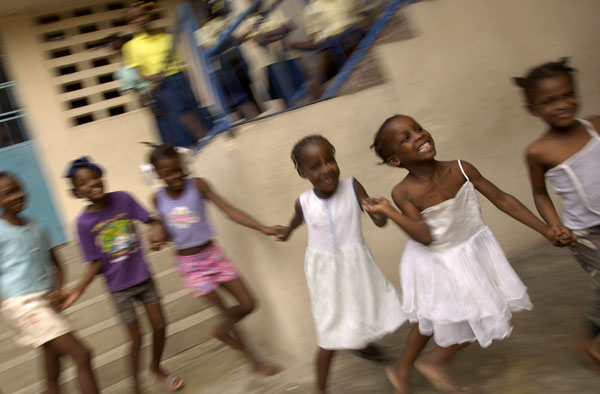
[528, 73, 578, 129]
[154, 155, 187, 193]
[382, 116, 436, 167]
[0, 175, 26, 216]
[298, 141, 340, 198]
[72, 167, 105, 202]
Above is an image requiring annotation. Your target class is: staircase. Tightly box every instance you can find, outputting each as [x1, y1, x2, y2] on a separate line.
[0, 236, 222, 394]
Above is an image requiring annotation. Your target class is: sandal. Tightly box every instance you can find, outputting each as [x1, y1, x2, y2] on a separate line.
[156, 375, 184, 392]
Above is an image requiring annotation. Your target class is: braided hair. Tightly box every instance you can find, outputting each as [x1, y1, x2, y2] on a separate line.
[149, 144, 179, 167]
[513, 57, 577, 104]
[371, 114, 406, 163]
[291, 135, 335, 175]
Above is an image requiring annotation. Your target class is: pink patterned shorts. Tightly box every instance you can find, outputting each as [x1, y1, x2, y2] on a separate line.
[175, 244, 240, 296]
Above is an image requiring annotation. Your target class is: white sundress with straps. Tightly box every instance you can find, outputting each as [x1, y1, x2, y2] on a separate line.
[399, 160, 532, 348]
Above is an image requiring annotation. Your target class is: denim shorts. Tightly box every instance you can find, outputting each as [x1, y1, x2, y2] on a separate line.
[110, 279, 161, 324]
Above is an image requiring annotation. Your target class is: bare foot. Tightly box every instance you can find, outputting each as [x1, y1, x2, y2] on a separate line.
[386, 367, 409, 394]
[252, 361, 283, 376]
[415, 359, 464, 393]
[571, 341, 600, 373]
[212, 328, 243, 350]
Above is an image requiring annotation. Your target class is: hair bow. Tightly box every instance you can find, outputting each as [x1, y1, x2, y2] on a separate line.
[65, 157, 103, 178]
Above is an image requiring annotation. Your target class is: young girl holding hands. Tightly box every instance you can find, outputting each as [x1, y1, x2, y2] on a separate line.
[149, 144, 282, 376]
[516, 58, 600, 368]
[277, 135, 406, 394]
[365, 115, 572, 393]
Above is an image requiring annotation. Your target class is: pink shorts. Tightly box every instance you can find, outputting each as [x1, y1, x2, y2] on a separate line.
[175, 244, 240, 296]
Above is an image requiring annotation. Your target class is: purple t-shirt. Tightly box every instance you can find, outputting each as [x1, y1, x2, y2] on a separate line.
[77, 191, 152, 292]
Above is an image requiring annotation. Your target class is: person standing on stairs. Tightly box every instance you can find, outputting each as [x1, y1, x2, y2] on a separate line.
[62, 157, 184, 393]
[0, 171, 100, 394]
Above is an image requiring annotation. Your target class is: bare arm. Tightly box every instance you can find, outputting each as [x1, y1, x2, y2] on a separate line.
[46, 248, 64, 310]
[62, 260, 102, 309]
[353, 178, 386, 227]
[525, 148, 562, 228]
[462, 161, 551, 238]
[277, 199, 304, 241]
[363, 186, 433, 245]
[49, 249, 64, 293]
[197, 178, 281, 236]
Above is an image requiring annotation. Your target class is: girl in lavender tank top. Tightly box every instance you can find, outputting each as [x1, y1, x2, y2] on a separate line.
[150, 144, 282, 376]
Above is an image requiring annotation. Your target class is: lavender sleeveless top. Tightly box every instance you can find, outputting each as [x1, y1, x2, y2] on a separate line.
[156, 178, 215, 250]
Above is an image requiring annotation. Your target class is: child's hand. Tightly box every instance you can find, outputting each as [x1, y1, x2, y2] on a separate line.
[46, 290, 65, 311]
[148, 225, 168, 251]
[262, 225, 288, 237]
[61, 289, 82, 310]
[273, 226, 292, 242]
[546, 225, 577, 247]
[361, 197, 392, 215]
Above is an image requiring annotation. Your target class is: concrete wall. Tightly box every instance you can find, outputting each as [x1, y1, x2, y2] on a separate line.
[1, 0, 599, 360]
[0, 6, 166, 237]
[185, 0, 600, 359]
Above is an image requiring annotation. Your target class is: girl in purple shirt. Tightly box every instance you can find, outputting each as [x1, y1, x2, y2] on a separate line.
[62, 157, 182, 393]
[150, 144, 282, 376]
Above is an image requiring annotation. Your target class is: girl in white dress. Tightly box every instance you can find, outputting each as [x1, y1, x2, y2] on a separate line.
[365, 115, 571, 393]
[277, 135, 406, 394]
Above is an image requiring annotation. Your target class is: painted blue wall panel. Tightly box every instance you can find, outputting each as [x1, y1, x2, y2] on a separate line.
[0, 142, 66, 247]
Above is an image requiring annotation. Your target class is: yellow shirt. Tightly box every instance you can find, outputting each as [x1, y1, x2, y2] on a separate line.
[303, 0, 359, 44]
[122, 31, 184, 77]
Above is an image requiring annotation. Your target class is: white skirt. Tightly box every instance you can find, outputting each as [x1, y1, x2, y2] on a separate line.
[305, 243, 406, 350]
[2, 290, 71, 348]
[401, 227, 532, 348]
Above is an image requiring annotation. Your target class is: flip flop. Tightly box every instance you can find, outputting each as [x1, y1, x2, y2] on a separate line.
[351, 346, 392, 364]
[156, 375, 184, 392]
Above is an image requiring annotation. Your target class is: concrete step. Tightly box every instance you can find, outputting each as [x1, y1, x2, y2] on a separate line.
[0, 239, 225, 394]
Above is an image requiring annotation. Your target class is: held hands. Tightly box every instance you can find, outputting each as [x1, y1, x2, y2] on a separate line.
[60, 288, 82, 310]
[148, 224, 168, 251]
[361, 197, 393, 216]
[46, 290, 66, 311]
[262, 225, 290, 240]
[546, 225, 577, 247]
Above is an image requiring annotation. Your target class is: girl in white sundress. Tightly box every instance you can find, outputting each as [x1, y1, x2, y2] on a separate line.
[364, 115, 573, 394]
[277, 135, 406, 394]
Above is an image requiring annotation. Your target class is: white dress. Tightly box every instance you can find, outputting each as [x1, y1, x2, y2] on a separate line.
[299, 177, 406, 350]
[400, 161, 533, 348]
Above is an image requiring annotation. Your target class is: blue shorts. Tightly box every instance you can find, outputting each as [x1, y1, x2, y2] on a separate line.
[155, 72, 214, 148]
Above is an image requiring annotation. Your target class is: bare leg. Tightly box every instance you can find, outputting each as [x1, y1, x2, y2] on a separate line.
[415, 342, 470, 393]
[142, 303, 183, 390]
[204, 278, 281, 376]
[387, 325, 430, 394]
[44, 333, 99, 394]
[572, 329, 600, 372]
[307, 52, 331, 100]
[180, 112, 207, 141]
[238, 102, 261, 120]
[43, 345, 61, 394]
[125, 321, 143, 394]
[315, 348, 335, 394]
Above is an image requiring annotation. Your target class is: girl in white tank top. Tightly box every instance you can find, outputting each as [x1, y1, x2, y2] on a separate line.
[277, 135, 406, 394]
[516, 58, 600, 370]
